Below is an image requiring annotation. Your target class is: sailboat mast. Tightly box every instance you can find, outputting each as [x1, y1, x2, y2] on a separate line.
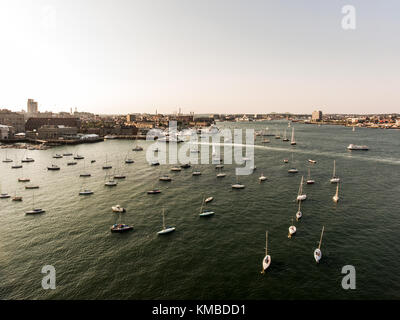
[298, 176, 303, 195]
[318, 226, 325, 250]
[265, 231, 268, 256]
[335, 184, 339, 197]
[200, 196, 204, 213]
[162, 208, 166, 230]
[333, 160, 336, 177]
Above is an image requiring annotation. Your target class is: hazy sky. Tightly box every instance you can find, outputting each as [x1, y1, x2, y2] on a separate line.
[0, 0, 399, 114]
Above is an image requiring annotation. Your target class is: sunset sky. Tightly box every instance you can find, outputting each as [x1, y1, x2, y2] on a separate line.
[0, 0, 399, 114]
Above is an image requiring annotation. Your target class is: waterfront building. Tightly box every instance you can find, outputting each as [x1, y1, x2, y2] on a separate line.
[312, 110, 323, 122]
[0, 109, 25, 132]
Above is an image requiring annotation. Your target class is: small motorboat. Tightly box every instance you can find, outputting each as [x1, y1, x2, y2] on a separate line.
[67, 161, 77, 166]
[22, 157, 34, 163]
[112, 205, 126, 213]
[308, 159, 317, 164]
[180, 163, 191, 169]
[147, 189, 161, 194]
[217, 173, 226, 178]
[347, 144, 369, 151]
[79, 190, 94, 195]
[11, 164, 23, 169]
[125, 159, 134, 164]
[53, 154, 63, 159]
[73, 155, 84, 160]
[205, 197, 214, 203]
[215, 164, 224, 169]
[132, 146, 143, 151]
[151, 161, 160, 166]
[12, 196, 23, 201]
[192, 171, 201, 176]
[18, 177, 30, 182]
[110, 224, 133, 233]
[283, 159, 289, 163]
[26, 208, 45, 214]
[0, 193, 11, 199]
[159, 175, 172, 181]
[114, 174, 126, 179]
[288, 168, 298, 173]
[47, 165, 60, 171]
[171, 167, 182, 172]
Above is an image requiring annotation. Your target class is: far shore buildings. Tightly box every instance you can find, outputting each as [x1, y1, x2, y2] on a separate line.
[0, 109, 25, 132]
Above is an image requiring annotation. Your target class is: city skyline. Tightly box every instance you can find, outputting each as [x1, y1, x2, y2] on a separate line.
[0, 0, 399, 115]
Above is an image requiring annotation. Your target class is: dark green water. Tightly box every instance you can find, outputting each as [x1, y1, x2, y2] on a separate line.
[1, 121, 400, 299]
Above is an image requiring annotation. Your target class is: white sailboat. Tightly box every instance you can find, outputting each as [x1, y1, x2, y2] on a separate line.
[314, 226, 324, 263]
[330, 160, 340, 183]
[25, 192, 45, 214]
[306, 168, 315, 184]
[290, 127, 296, 145]
[80, 160, 91, 177]
[296, 201, 302, 221]
[333, 183, 340, 202]
[261, 231, 271, 273]
[157, 208, 176, 234]
[288, 153, 298, 173]
[102, 154, 112, 170]
[2, 150, 13, 163]
[216, 167, 226, 178]
[288, 217, 296, 238]
[259, 173, 267, 182]
[352, 126, 355, 132]
[199, 195, 215, 217]
[231, 176, 245, 189]
[282, 129, 289, 142]
[297, 176, 307, 201]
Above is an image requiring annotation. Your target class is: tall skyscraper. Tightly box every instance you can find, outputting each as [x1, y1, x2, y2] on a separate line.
[27, 99, 38, 114]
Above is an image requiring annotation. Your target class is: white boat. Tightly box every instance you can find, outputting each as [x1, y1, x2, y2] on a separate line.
[261, 231, 271, 273]
[102, 155, 112, 170]
[314, 226, 324, 263]
[282, 129, 289, 142]
[296, 201, 302, 221]
[192, 170, 201, 176]
[47, 164, 60, 171]
[352, 126, 355, 132]
[288, 154, 298, 173]
[347, 144, 368, 151]
[73, 155, 84, 160]
[0, 193, 11, 199]
[2, 151, 13, 163]
[132, 142, 144, 151]
[53, 154, 63, 159]
[259, 173, 267, 181]
[79, 189, 93, 195]
[80, 161, 91, 177]
[215, 164, 224, 169]
[104, 135, 117, 139]
[330, 160, 340, 183]
[308, 159, 316, 164]
[333, 183, 340, 202]
[157, 208, 176, 234]
[22, 157, 35, 163]
[159, 175, 172, 181]
[283, 159, 289, 163]
[199, 196, 215, 217]
[290, 127, 296, 145]
[205, 197, 213, 203]
[232, 177, 245, 189]
[25, 192, 45, 214]
[296, 176, 307, 201]
[306, 168, 315, 184]
[112, 205, 126, 213]
[105, 176, 117, 186]
[288, 218, 296, 238]
[171, 167, 181, 172]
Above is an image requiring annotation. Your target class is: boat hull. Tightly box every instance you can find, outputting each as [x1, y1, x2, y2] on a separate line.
[262, 255, 271, 271]
[314, 249, 322, 263]
[158, 227, 176, 235]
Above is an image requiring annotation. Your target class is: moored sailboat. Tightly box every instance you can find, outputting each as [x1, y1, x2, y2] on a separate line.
[261, 231, 271, 273]
[314, 226, 325, 263]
